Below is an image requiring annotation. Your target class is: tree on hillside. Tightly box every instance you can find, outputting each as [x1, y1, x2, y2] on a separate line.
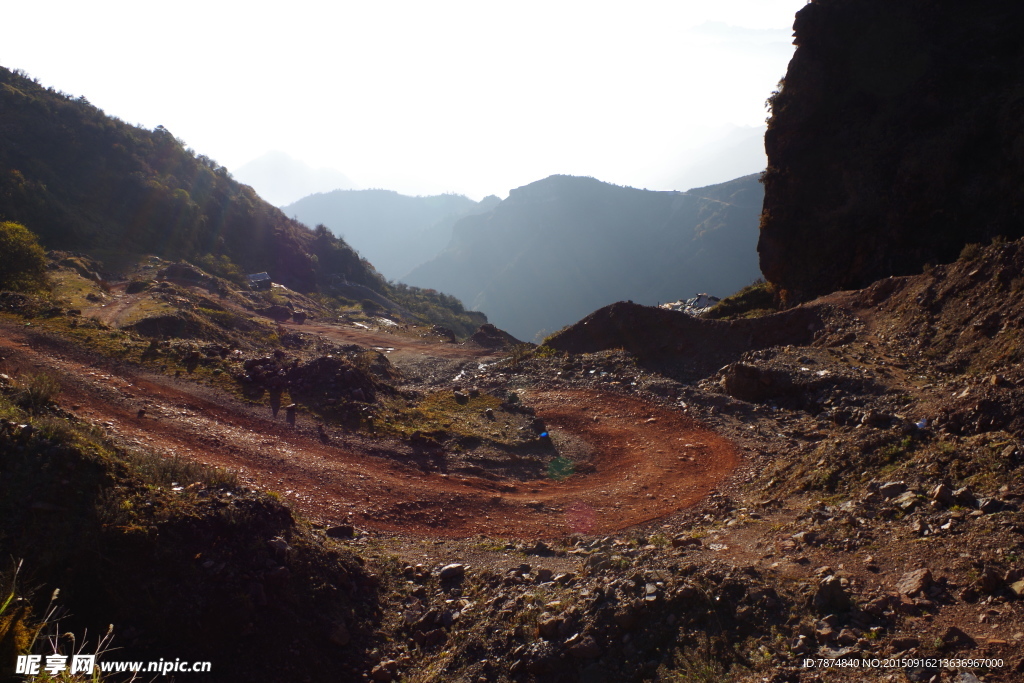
[0, 221, 48, 291]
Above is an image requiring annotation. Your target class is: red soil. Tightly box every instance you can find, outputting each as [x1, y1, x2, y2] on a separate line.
[0, 321, 739, 539]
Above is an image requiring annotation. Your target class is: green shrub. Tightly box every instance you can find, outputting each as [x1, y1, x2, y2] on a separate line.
[959, 243, 982, 261]
[0, 221, 48, 292]
[704, 279, 776, 320]
[15, 373, 61, 414]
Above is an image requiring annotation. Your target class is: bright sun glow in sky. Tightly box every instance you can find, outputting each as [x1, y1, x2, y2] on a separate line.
[6, 0, 806, 199]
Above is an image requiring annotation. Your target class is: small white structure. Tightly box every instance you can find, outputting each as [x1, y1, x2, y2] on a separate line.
[659, 293, 720, 316]
[247, 272, 272, 291]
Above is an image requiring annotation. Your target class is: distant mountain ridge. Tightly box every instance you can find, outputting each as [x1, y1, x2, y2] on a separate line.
[405, 173, 765, 340]
[283, 190, 500, 281]
[233, 151, 357, 207]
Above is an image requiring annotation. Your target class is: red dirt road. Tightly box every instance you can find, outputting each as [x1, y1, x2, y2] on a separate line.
[0, 322, 739, 538]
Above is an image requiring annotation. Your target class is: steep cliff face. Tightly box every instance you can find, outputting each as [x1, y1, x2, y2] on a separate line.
[759, 0, 1024, 302]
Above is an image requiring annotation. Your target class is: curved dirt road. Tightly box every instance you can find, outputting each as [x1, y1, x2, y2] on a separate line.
[0, 322, 739, 538]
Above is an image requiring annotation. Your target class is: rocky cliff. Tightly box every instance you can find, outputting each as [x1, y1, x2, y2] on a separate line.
[759, 0, 1024, 302]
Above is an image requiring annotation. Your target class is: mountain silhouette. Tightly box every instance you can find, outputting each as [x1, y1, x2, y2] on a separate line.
[405, 173, 764, 340]
[283, 190, 499, 281]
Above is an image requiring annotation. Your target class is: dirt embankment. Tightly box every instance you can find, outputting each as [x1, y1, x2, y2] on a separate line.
[545, 299, 827, 379]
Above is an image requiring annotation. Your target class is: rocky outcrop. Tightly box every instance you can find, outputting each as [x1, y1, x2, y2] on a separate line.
[468, 323, 521, 350]
[759, 0, 1024, 302]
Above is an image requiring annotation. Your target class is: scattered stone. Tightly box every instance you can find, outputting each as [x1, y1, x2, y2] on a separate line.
[864, 595, 891, 616]
[896, 568, 933, 597]
[893, 490, 921, 510]
[878, 481, 908, 499]
[792, 530, 817, 545]
[931, 483, 955, 506]
[960, 586, 980, 603]
[439, 563, 466, 581]
[528, 540, 553, 556]
[537, 613, 563, 639]
[566, 634, 602, 659]
[836, 628, 858, 646]
[370, 660, 398, 681]
[813, 575, 851, 614]
[978, 497, 1002, 514]
[953, 487, 978, 507]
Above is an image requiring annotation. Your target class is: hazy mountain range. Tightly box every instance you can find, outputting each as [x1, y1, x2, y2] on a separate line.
[404, 173, 765, 341]
[233, 151, 358, 206]
[0, 60, 770, 345]
[283, 190, 500, 281]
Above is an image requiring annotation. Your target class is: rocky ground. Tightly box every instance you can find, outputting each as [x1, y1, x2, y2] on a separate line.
[3, 241, 1024, 682]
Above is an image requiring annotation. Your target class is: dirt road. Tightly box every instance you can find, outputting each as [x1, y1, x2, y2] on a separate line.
[0, 319, 739, 538]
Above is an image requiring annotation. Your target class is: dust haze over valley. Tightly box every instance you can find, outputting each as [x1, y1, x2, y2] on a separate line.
[9, 1, 1024, 683]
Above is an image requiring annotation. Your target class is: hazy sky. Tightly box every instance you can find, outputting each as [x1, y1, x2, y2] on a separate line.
[5, 0, 806, 199]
